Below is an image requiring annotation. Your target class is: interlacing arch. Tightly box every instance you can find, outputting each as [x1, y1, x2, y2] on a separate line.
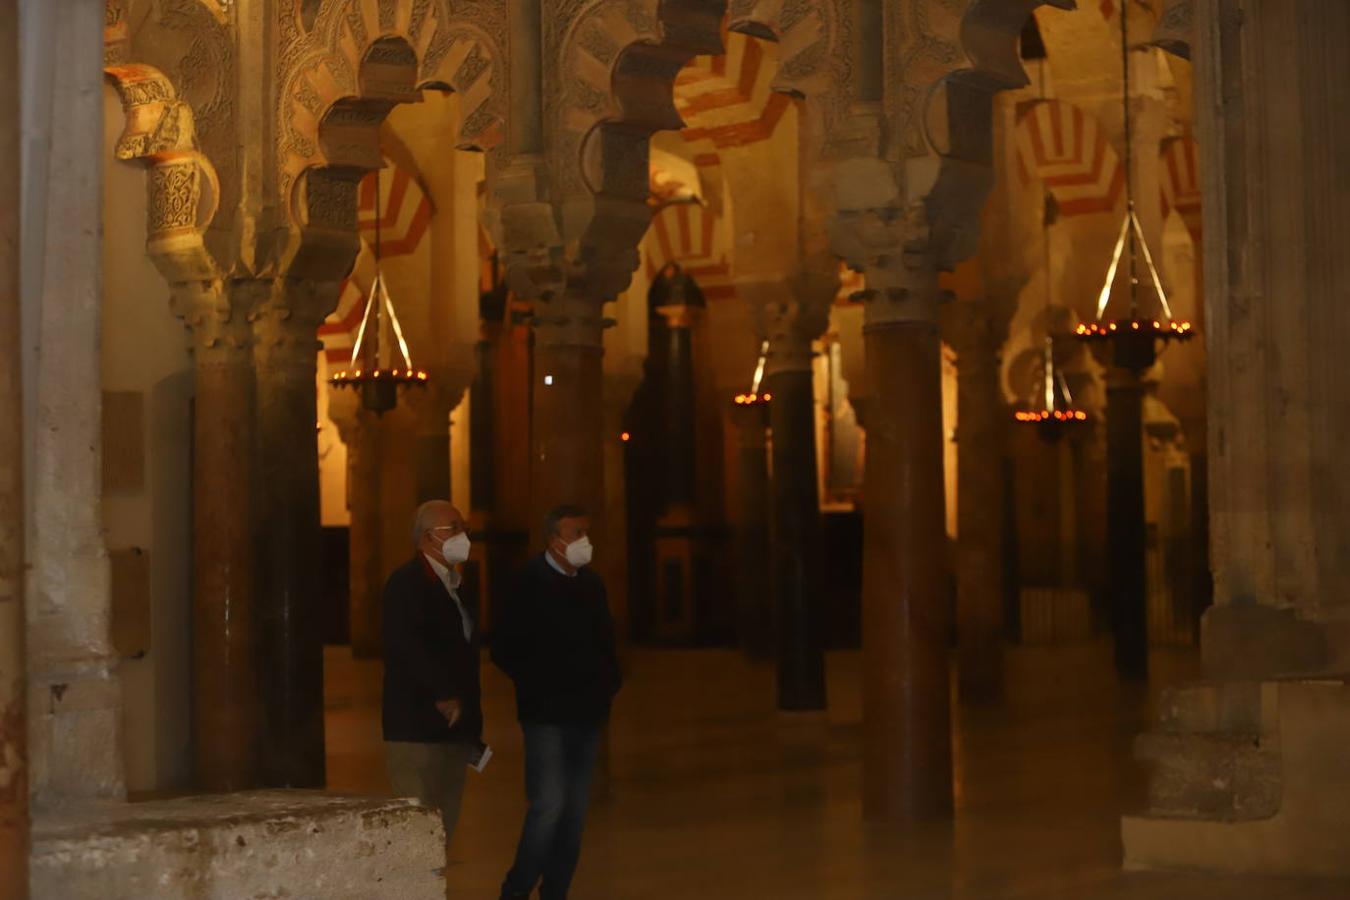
[280, 0, 506, 274]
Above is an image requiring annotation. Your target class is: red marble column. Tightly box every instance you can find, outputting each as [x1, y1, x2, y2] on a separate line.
[731, 403, 773, 658]
[952, 308, 1008, 703]
[251, 279, 332, 788]
[346, 409, 384, 659]
[0, 0, 26, 881]
[530, 297, 607, 531]
[862, 293, 953, 823]
[186, 283, 263, 790]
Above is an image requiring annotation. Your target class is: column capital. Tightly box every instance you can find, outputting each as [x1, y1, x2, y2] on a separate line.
[247, 277, 342, 369]
[739, 269, 838, 377]
[530, 289, 613, 352]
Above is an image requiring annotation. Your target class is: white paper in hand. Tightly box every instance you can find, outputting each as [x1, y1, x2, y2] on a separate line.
[468, 743, 492, 773]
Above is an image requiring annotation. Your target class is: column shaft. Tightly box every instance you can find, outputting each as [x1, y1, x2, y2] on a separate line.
[732, 407, 773, 658]
[955, 335, 1006, 703]
[252, 280, 329, 787]
[1106, 373, 1147, 680]
[862, 320, 952, 822]
[0, 0, 26, 881]
[347, 411, 383, 659]
[766, 366, 826, 711]
[189, 287, 261, 788]
[530, 343, 605, 525]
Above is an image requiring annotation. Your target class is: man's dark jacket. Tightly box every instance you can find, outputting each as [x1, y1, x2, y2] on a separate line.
[490, 553, 622, 725]
[381, 556, 482, 744]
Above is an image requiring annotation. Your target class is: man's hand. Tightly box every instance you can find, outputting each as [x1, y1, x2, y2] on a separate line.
[434, 698, 462, 728]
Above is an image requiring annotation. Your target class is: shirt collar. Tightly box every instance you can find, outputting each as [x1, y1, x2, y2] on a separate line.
[423, 553, 462, 591]
[545, 551, 578, 578]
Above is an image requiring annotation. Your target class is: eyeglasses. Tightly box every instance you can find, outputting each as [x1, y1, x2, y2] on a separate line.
[427, 524, 464, 536]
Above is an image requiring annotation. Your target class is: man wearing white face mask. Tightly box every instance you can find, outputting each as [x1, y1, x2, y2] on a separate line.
[493, 505, 622, 900]
[381, 500, 483, 844]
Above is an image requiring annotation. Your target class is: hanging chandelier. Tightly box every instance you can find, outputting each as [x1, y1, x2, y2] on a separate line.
[733, 340, 773, 408]
[1017, 189, 1090, 437]
[328, 166, 428, 414]
[1074, 0, 1194, 372]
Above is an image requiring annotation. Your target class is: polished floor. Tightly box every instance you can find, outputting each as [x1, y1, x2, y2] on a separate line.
[324, 643, 1350, 899]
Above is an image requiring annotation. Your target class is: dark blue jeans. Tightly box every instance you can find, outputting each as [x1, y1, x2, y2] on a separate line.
[500, 722, 602, 900]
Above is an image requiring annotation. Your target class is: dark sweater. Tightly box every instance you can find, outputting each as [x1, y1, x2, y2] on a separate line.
[490, 553, 622, 725]
[381, 556, 483, 744]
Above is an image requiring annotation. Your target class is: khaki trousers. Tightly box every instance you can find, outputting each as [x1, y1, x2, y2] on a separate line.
[385, 740, 474, 840]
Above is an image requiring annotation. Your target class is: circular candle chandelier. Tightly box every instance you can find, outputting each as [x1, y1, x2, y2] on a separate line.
[1016, 190, 1090, 438]
[1075, 0, 1194, 372]
[328, 165, 428, 415]
[733, 340, 773, 408]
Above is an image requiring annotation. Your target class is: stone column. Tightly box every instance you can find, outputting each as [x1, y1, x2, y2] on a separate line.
[530, 292, 607, 529]
[1105, 366, 1148, 680]
[731, 402, 773, 659]
[26, 0, 124, 805]
[180, 282, 261, 788]
[949, 304, 1008, 703]
[0, 0, 25, 883]
[761, 294, 829, 712]
[409, 383, 456, 503]
[860, 256, 952, 823]
[343, 409, 383, 660]
[251, 278, 335, 788]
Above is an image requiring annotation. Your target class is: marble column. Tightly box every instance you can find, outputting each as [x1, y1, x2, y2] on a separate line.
[0, 0, 25, 882]
[25, 0, 124, 805]
[861, 266, 952, 823]
[251, 278, 334, 788]
[182, 282, 261, 788]
[530, 292, 607, 530]
[345, 409, 383, 660]
[1105, 367, 1148, 680]
[410, 384, 455, 503]
[731, 402, 772, 659]
[764, 330, 827, 711]
[950, 304, 1008, 703]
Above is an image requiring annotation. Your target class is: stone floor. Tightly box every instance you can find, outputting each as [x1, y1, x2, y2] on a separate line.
[324, 642, 1350, 899]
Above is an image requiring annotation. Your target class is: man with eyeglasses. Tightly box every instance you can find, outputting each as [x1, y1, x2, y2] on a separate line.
[381, 499, 483, 845]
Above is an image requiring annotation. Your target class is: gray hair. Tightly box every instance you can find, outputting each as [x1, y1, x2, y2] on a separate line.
[542, 504, 587, 542]
[411, 500, 453, 546]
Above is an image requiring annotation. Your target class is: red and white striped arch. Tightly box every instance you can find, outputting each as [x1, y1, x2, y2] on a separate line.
[1015, 99, 1124, 218]
[1159, 136, 1201, 242]
[675, 30, 793, 164]
[318, 159, 434, 365]
[643, 201, 736, 301]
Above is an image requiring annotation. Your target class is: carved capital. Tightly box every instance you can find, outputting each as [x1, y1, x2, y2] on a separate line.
[531, 289, 613, 352]
[170, 280, 251, 364]
[739, 269, 839, 377]
[249, 277, 343, 371]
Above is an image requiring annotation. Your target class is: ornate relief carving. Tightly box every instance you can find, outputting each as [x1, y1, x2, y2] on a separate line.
[277, 0, 507, 216]
[105, 61, 221, 283]
[509, 0, 721, 308]
[148, 161, 202, 233]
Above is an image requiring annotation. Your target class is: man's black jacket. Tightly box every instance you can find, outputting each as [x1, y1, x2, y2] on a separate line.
[490, 553, 622, 725]
[381, 555, 483, 744]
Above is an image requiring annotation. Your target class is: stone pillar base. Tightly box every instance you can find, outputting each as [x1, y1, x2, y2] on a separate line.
[1123, 678, 1350, 877]
[32, 792, 446, 899]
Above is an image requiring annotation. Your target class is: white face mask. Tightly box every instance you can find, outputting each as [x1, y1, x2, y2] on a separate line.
[440, 532, 471, 565]
[563, 535, 593, 569]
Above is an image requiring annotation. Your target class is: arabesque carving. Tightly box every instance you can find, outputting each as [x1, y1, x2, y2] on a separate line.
[277, 0, 508, 214]
[105, 61, 221, 283]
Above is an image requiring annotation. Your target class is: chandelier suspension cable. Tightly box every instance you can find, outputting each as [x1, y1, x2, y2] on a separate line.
[1120, 0, 1138, 318]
